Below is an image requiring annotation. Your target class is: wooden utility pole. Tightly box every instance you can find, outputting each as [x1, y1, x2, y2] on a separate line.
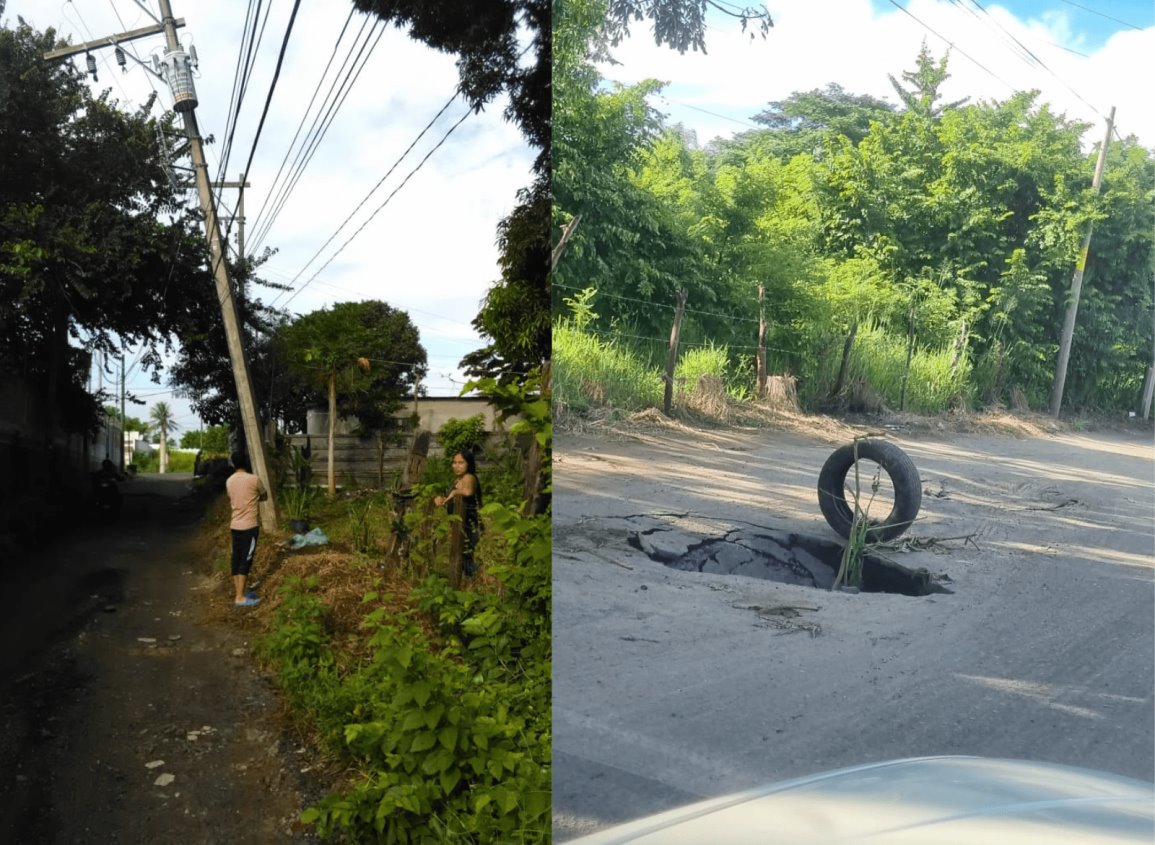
[755, 285, 768, 400]
[1049, 107, 1115, 418]
[663, 290, 688, 416]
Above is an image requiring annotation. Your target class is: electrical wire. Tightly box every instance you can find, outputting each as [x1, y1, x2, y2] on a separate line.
[884, 0, 1016, 94]
[1055, 0, 1144, 31]
[957, 0, 1109, 120]
[214, 0, 260, 189]
[243, 8, 358, 249]
[267, 89, 465, 308]
[248, 14, 385, 252]
[236, 0, 303, 205]
[275, 104, 475, 311]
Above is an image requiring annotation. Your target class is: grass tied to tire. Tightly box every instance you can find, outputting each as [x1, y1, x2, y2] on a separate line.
[831, 436, 881, 590]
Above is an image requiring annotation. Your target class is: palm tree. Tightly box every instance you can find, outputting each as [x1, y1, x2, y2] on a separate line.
[149, 402, 180, 474]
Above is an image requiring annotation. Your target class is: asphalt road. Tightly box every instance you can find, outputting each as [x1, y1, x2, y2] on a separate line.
[551, 425, 1155, 840]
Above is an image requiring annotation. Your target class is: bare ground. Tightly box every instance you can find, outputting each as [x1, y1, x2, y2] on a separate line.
[552, 408, 1155, 839]
[0, 475, 327, 844]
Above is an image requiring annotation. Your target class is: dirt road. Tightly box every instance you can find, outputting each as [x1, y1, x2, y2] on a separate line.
[552, 420, 1155, 840]
[0, 474, 320, 844]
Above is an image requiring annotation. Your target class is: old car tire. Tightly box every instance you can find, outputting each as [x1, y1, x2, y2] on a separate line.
[817, 439, 922, 542]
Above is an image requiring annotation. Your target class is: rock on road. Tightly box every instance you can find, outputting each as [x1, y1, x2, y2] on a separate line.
[551, 424, 1155, 841]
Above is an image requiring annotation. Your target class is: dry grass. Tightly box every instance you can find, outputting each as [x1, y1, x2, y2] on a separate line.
[555, 392, 1099, 447]
[190, 492, 499, 662]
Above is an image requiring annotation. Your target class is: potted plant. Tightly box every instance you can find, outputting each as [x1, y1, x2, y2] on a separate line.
[282, 484, 315, 534]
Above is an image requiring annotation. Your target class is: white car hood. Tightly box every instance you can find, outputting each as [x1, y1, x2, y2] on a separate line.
[566, 756, 1155, 844]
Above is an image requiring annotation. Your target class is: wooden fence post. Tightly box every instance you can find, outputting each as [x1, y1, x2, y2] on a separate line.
[663, 290, 688, 416]
[756, 284, 767, 400]
[447, 502, 463, 588]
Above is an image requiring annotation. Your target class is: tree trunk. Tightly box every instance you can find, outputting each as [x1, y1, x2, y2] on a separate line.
[159, 423, 168, 473]
[327, 373, 336, 498]
[832, 321, 859, 399]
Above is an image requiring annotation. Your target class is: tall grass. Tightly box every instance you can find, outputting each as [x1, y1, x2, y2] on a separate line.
[553, 321, 663, 413]
[674, 344, 727, 393]
[852, 325, 971, 412]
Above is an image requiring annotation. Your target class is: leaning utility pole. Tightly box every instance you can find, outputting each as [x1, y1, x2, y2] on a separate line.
[1049, 107, 1114, 418]
[154, 0, 276, 528]
[45, 2, 277, 528]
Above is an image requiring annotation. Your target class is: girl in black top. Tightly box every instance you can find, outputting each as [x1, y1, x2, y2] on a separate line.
[435, 449, 483, 576]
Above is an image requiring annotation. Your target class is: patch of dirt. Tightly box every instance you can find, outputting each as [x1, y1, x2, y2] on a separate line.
[0, 475, 328, 843]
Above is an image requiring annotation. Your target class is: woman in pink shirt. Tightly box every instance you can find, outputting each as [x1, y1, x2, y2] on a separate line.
[226, 452, 266, 607]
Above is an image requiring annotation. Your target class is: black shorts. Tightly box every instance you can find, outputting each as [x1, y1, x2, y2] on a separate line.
[231, 527, 260, 576]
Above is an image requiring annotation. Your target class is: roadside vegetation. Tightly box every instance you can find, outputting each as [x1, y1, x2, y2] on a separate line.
[553, 0, 1154, 423]
[197, 388, 550, 844]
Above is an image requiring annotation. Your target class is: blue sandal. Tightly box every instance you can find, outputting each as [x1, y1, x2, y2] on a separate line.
[235, 596, 261, 607]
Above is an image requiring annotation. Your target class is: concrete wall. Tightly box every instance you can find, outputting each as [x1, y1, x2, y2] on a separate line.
[290, 397, 514, 489]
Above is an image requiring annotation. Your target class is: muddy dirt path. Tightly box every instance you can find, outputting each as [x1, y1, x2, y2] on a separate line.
[552, 421, 1155, 840]
[0, 475, 320, 844]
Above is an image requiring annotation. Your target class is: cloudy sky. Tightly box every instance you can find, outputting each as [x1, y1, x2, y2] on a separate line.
[600, 0, 1154, 149]
[5, 0, 535, 432]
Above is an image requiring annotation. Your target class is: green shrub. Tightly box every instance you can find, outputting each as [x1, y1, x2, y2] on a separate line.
[437, 415, 488, 459]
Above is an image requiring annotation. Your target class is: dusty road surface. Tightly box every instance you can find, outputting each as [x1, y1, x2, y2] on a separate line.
[552, 417, 1155, 841]
[0, 474, 320, 844]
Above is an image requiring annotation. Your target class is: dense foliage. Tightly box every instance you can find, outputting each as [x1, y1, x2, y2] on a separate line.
[0, 22, 218, 437]
[553, 2, 1155, 414]
[257, 380, 551, 843]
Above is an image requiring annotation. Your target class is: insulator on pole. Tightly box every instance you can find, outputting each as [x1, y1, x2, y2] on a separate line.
[85, 52, 98, 82]
[115, 46, 127, 71]
[188, 44, 198, 68]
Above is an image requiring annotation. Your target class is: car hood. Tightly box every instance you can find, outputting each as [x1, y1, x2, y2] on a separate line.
[565, 756, 1155, 844]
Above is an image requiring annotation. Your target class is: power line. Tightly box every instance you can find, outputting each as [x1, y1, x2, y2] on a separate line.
[243, 8, 359, 248]
[956, 0, 1108, 121]
[884, 0, 1017, 94]
[1055, 0, 1144, 31]
[214, 0, 262, 189]
[274, 96, 473, 310]
[249, 14, 388, 252]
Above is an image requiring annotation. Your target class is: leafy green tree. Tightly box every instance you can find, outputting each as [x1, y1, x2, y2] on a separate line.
[278, 301, 427, 497]
[103, 406, 149, 434]
[0, 23, 217, 442]
[745, 84, 895, 158]
[179, 425, 229, 453]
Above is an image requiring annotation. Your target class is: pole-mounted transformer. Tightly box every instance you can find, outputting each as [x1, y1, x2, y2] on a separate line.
[154, 49, 197, 112]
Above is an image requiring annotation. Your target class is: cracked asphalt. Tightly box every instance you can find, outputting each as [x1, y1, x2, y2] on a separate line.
[552, 423, 1155, 841]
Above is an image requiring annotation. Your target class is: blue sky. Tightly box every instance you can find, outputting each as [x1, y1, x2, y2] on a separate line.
[602, 0, 1154, 149]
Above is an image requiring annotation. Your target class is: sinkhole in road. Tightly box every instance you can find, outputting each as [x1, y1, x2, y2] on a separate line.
[628, 526, 942, 596]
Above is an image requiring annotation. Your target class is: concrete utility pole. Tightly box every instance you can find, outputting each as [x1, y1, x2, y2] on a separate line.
[154, 0, 276, 528]
[45, 2, 277, 528]
[1049, 107, 1115, 418]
